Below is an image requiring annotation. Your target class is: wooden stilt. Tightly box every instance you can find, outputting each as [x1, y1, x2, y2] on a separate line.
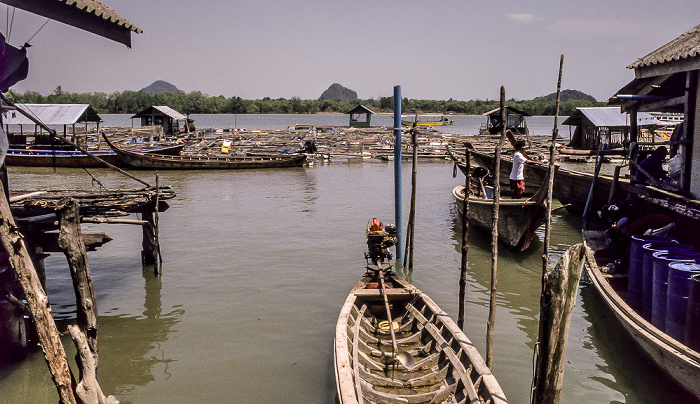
[486, 87, 508, 369]
[404, 127, 418, 273]
[141, 209, 158, 267]
[68, 325, 119, 404]
[458, 148, 471, 330]
[531, 243, 586, 404]
[57, 198, 100, 377]
[24, 235, 47, 289]
[0, 182, 77, 404]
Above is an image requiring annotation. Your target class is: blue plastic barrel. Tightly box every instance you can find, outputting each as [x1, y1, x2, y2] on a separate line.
[641, 242, 692, 319]
[667, 262, 700, 341]
[651, 251, 700, 331]
[629, 235, 677, 311]
[686, 274, 700, 350]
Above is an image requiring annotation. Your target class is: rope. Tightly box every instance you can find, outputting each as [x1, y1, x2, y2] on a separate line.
[25, 19, 50, 45]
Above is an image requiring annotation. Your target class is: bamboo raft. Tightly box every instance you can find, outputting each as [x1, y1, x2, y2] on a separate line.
[335, 267, 507, 404]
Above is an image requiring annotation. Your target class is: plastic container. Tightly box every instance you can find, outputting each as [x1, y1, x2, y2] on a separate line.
[651, 251, 700, 331]
[686, 274, 700, 350]
[628, 235, 677, 311]
[640, 242, 692, 319]
[667, 262, 700, 341]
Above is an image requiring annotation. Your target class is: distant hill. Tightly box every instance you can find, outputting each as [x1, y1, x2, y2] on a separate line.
[140, 80, 180, 94]
[538, 89, 597, 102]
[319, 83, 357, 100]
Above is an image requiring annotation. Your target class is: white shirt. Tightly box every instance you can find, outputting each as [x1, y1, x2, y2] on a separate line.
[510, 151, 526, 181]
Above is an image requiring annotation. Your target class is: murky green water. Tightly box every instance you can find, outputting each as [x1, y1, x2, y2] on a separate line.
[0, 159, 694, 403]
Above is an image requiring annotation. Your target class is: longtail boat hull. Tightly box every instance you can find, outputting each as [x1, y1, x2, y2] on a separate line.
[468, 149, 633, 213]
[335, 271, 508, 404]
[6, 143, 185, 168]
[583, 237, 700, 401]
[103, 134, 305, 169]
[452, 185, 546, 250]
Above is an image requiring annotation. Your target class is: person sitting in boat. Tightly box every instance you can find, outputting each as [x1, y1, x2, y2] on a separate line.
[509, 140, 539, 199]
[608, 214, 674, 271]
[635, 146, 667, 183]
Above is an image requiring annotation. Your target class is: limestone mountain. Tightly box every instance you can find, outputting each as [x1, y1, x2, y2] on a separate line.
[538, 89, 597, 102]
[319, 83, 357, 100]
[140, 80, 180, 94]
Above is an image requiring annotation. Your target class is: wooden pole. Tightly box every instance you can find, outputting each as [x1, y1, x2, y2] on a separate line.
[141, 209, 158, 267]
[531, 243, 586, 404]
[154, 175, 162, 273]
[542, 55, 564, 291]
[486, 87, 508, 369]
[458, 148, 471, 330]
[68, 325, 119, 404]
[57, 199, 100, 376]
[404, 126, 418, 272]
[0, 182, 77, 404]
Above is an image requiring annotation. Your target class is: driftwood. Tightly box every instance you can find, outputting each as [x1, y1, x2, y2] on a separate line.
[0, 183, 77, 404]
[532, 243, 586, 404]
[57, 199, 100, 374]
[68, 325, 119, 404]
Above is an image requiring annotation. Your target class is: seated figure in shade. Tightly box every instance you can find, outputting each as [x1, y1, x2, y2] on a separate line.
[635, 146, 667, 183]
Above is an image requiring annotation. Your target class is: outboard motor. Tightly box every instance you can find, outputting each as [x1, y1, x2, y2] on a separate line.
[365, 217, 397, 266]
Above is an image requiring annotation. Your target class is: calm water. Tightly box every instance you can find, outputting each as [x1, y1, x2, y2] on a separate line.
[0, 117, 693, 403]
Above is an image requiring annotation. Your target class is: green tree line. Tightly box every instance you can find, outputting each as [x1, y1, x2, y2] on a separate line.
[7, 87, 605, 116]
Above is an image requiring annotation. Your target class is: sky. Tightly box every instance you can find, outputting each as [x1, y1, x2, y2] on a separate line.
[2, 0, 699, 102]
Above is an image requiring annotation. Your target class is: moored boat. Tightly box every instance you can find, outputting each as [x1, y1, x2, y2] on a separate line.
[6, 142, 186, 168]
[103, 134, 306, 169]
[583, 232, 700, 401]
[467, 148, 633, 213]
[335, 221, 507, 404]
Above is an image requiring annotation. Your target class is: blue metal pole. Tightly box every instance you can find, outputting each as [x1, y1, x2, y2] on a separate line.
[393, 85, 403, 261]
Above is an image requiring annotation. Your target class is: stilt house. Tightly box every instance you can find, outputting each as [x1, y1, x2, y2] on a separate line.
[131, 106, 188, 135]
[563, 107, 659, 150]
[348, 105, 375, 128]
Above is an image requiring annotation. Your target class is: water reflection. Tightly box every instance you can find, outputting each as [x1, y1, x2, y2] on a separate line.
[100, 267, 184, 399]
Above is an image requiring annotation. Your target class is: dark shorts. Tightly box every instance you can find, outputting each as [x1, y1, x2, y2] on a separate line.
[510, 180, 525, 199]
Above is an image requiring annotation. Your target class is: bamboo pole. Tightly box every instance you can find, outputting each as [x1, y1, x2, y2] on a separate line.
[486, 87, 508, 369]
[458, 148, 471, 330]
[0, 181, 77, 404]
[531, 244, 586, 404]
[57, 199, 100, 376]
[404, 126, 418, 272]
[541, 55, 564, 290]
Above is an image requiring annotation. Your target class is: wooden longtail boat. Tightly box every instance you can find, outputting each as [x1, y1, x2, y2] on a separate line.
[103, 134, 306, 169]
[335, 268, 508, 404]
[467, 148, 633, 213]
[583, 231, 700, 401]
[5, 143, 185, 168]
[447, 146, 549, 250]
[451, 184, 547, 250]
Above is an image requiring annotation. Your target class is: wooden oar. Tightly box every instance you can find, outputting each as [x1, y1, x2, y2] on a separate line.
[378, 266, 415, 370]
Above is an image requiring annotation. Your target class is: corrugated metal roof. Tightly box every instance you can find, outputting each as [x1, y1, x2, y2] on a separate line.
[628, 24, 700, 69]
[131, 106, 187, 120]
[2, 103, 101, 125]
[562, 107, 659, 127]
[1, 0, 142, 47]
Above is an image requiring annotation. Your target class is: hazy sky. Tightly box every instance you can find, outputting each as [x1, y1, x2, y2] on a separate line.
[2, 1, 698, 102]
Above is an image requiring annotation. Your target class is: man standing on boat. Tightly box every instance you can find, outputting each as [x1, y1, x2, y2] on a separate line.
[509, 140, 538, 199]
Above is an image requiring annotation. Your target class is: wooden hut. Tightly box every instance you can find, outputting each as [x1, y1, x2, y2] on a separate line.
[131, 106, 188, 135]
[562, 107, 659, 150]
[481, 106, 530, 135]
[611, 23, 700, 196]
[347, 105, 375, 128]
[2, 103, 102, 148]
